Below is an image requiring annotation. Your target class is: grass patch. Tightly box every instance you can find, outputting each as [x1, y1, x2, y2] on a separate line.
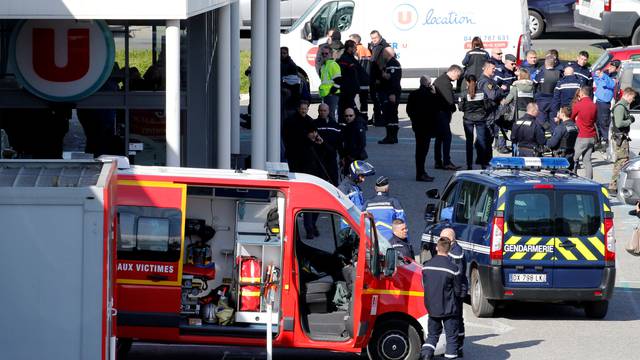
[115, 49, 154, 76]
[535, 49, 604, 65]
[240, 50, 251, 94]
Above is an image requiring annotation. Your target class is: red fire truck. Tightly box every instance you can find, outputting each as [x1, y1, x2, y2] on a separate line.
[114, 163, 430, 359]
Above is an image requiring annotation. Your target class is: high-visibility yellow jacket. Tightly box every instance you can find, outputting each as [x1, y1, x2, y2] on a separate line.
[319, 59, 341, 98]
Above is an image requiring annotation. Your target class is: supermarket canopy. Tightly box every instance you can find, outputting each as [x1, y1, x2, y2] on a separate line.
[1, 0, 235, 20]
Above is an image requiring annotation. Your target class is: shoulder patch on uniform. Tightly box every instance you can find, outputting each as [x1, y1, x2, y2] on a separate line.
[487, 84, 493, 89]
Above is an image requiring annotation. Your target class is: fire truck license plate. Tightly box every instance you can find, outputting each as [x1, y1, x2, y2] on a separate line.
[510, 274, 546, 282]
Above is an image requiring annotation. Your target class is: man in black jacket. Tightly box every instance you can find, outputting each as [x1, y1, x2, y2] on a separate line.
[313, 103, 343, 186]
[368, 30, 390, 126]
[433, 65, 463, 170]
[407, 76, 436, 182]
[341, 108, 367, 175]
[421, 237, 462, 360]
[378, 47, 402, 144]
[282, 101, 312, 172]
[337, 40, 362, 123]
[389, 219, 414, 259]
[511, 103, 546, 156]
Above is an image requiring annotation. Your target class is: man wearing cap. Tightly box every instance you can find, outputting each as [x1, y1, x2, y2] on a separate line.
[364, 176, 406, 241]
[594, 60, 621, 149]
[494, 54, 517, 90]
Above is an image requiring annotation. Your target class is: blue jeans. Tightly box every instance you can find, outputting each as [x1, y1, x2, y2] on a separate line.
[463, 120, 490, 168]
[434, 111, 453, 166]
[596, 101, 611, 141]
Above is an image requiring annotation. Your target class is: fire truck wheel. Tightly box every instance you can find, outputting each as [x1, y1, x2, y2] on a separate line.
[116, 338, 132, 360]
[367, 319, 421, 360]
[470, 268, 495, 318]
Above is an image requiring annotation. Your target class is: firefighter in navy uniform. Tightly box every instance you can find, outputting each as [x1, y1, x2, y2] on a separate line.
[364, 176, 406, 241]
[421, 237, 462, 360]
[511, 103, 546, 156]
[547, 106, 579, 170]
[533, 55, 563, 129]
[566, 51, 593, 86]
[440, 228, 467, 357]
[389, 219, 414, 259]
[378, 47, 402, 144]
[551, 67, 583, 115]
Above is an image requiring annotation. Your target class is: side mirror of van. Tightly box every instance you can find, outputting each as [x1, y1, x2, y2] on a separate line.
[303, 21, 313, 41]
[425, 203, 437, 223]
[383, 248, 397, 277]
[426, 189, 440, 199]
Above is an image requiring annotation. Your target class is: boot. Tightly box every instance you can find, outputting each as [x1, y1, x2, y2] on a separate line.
[391, 126, 399, 143]
[378, 127, 395, 144]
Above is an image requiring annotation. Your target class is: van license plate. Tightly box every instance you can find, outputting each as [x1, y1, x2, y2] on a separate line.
[510, 274, 547, 283]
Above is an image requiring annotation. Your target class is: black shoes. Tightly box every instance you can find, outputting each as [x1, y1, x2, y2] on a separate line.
[497, 146, 511, 154]
[416, 174, 435, 182]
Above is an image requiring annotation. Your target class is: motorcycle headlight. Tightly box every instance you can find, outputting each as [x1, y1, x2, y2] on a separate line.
[623, 157, 640, 171]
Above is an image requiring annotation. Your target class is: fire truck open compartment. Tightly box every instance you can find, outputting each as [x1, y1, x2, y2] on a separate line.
[179, 185, 284, 337]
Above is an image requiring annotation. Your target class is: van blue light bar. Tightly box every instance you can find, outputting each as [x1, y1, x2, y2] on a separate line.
[489, 157, 570, 170]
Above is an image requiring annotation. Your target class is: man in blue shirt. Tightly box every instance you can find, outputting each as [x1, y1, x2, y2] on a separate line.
[593, 60, 621, 147]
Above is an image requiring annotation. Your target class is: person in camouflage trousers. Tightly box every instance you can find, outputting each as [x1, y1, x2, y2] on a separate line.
[609, 88, 638, 195]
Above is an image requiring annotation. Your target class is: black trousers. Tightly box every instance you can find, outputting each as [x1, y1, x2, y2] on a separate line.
[414, 128, 432, 176]
[456, 297, 465, 350]
[434, 111, 453, 166]
[421, 315, 459, 359]
[358, 89, 369, 114]
[596, 101, 611, 142]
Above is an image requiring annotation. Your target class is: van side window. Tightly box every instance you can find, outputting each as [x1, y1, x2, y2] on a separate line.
[117, 206, 182, 262]
[437, 181, 458, 222]
[454, 181, 482, 224]
[310, 1, 354, 40]
[473, 187, 496, 227]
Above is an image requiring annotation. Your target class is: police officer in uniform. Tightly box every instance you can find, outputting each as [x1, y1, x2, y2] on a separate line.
[441, 228, 467, 357]
[389, 219, 414, 259]
[364, 176, 406, 241]
[547, 107, 579, 170]
[478, 61, 506, 164]
[338, 160, 375, 211]
[609, 88, 638, 195]
[378, 47, 402, 144]
[551, 67, 583, 115]
[494, 54, 517, 90]
[511, 103, 546, 156]
[461, 37, 490, 91]
[566, 51, 593, 86]
[533, 55, 563, 128]
[314, 103, 343, 185]
[420, 237, 462, 360]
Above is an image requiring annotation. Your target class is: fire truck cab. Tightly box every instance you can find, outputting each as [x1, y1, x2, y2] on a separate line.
[115, 163, 429, 359]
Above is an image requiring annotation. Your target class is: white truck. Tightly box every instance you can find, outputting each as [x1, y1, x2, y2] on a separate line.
[281, 0, 531, 92]
[574, 0, 640, 46]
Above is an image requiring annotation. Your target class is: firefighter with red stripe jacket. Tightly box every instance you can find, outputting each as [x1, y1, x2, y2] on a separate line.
[421, 237, 463, 360]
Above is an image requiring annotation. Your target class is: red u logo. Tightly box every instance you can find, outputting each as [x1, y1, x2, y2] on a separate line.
[397, 11, 413, 25]
[32, 28, 90, 82]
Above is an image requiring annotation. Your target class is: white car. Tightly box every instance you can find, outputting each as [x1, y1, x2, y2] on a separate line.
[239, 0, 316, 31]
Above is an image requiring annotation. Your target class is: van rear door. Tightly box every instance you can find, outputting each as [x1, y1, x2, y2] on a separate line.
[552, 186, 607, 288]
[503, 187, 556, 288]
[503, 185, 608, 288]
